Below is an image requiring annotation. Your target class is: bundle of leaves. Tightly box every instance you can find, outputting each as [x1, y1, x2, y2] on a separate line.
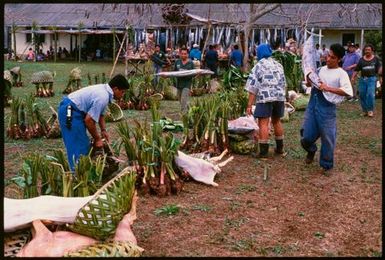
[31, 71, 55, 97]
[180, 94, 230, 155]
[221, 65, 249, 91]
[6, 95, 51, 140]
[116, 104, 183, 197]
[272, 50, 303, 94]
[217, 87, 249, 120]
[9, 149, 107, 198]
[190, 75, 210, 96]
[118, 63, 161, 110]
[63, 67, 82, 94]
[87, 72, 108, 85]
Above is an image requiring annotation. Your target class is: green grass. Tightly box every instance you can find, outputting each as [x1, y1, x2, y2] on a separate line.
[153, 204, 181, 216]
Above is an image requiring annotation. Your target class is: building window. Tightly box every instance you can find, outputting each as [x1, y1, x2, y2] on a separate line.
[342, 33, 355, 46]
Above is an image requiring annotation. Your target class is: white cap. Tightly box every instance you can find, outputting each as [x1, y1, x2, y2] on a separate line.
[193, 44, 199, 48]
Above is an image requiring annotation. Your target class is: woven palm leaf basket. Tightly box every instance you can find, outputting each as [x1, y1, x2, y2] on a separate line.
[67, 167, 136, 240]
[65, 241, 142, 257]
[105, 102, 124, 122]
[4, 230, 31, 257]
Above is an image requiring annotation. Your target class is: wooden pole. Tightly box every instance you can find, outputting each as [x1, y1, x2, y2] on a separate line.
[360, 29, 364, 51]
[125, 27, 129, 78]
[12, 23, 17, 58]
[201, 4, 211, 61]
[201, 23, 212, 61]
[112, 27, 116, 65]
[54, 31, 57, 63]
[110, 32, 127, 78]
[78, 33, 81, 63]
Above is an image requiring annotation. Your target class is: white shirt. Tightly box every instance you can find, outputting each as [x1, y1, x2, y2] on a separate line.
[319, 66, 353, 97]
[315, 48, 323, 62]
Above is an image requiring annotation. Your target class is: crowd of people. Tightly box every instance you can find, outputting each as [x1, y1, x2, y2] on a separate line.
[25, 46, 71, 61]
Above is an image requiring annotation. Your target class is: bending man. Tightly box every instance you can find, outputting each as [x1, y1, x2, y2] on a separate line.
[58, 74, 129, 170]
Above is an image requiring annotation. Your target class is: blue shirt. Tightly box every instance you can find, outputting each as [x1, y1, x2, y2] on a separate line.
[205, 49, 218, 66]
[342, 52, 360, 77]
[68, 83, 113, 123]
[230, 49, 243, 67]
[189, 48, 202, 61]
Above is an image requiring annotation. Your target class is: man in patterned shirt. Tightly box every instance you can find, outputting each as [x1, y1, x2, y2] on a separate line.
[245, 43, 287, 159]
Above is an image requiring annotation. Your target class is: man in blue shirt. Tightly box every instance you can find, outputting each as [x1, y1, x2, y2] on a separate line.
[342, 42, 360, 101]
[204, 44, 219, 77]
[58, 74, 129, 171]
[230, 44, 243, 68]
[189, 43, 202, 61]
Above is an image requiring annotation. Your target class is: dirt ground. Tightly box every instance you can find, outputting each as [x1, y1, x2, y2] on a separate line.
[4, 95, 382, 256]
[129, 101, 382, 257]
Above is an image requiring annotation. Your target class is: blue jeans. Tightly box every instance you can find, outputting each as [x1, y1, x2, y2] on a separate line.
[300, 88, 337, 170]
[358, 76, 376, 112]
[58, 97, 90, 172]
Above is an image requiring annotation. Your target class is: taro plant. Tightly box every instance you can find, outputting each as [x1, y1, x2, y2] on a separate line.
[116, 103, 182, 196]
[272, 50, 303, 94]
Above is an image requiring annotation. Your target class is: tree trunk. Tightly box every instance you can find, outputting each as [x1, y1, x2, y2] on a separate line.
[242, 26, 251, 72]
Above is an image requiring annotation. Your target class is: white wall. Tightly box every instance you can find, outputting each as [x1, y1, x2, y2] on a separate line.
[320, 30, 363, 49]
[13, 27, 85, 55]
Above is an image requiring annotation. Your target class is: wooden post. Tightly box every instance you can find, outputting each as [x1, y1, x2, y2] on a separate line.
[112, 27, 116, 65]
[78, 32, 81, 63]
[125, 26, 129, 78]
[54, 31, 57, 63]
[110, 32, 127, 78]
[360, 29, 364, 51]
[12, 23, 17, 58]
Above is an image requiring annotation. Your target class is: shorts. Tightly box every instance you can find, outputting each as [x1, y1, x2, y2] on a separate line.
[254, 101, 285, 119]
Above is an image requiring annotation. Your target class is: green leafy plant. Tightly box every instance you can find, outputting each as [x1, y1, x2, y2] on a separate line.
[154, 204, 180, 216]
[272, 51, 303, 94]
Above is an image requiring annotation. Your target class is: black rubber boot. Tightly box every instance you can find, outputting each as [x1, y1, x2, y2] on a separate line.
[275, 139, 284, 154]
[258, 143, 269, 159]
[305, 151, 316, 164]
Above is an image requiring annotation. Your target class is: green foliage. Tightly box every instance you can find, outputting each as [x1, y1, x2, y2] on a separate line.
[154, 204, 180, 216]
[9, 149, 107, 198]
[364, 30, 382, 56]
[272, 51, 303, 94]
[116, 104, 182, 195]
[222, 65, 249, 91]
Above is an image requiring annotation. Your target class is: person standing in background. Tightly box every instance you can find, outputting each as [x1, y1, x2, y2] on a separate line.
[204, 44, 219, 77]
[342, 42, 361, 101]
[351, 44, 382, 117]
[321, 44, 329, 66]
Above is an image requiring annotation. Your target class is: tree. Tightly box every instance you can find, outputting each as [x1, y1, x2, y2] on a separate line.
[240, 4, 281, 71]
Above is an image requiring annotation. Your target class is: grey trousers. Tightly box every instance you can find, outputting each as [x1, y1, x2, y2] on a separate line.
[177, 88, 190, 113]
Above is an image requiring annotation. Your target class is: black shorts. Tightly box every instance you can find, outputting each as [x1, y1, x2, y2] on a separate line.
[254, 101, 285, 119]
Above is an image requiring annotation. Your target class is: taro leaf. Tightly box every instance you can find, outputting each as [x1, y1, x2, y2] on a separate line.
[9, 175, 26, 188]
